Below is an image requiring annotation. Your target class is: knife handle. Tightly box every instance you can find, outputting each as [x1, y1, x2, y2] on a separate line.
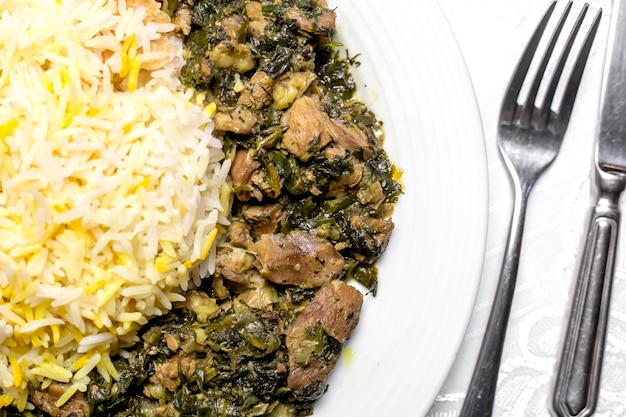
[552, 169, 626, 417]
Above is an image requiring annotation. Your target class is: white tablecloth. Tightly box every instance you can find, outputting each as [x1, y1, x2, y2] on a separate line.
[427, 0, 626, 416]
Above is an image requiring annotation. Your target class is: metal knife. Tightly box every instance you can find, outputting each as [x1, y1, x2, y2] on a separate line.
[553, 2, 626, 417]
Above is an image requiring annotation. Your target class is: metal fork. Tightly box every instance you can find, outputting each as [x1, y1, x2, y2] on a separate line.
[459, 2, 602, 416]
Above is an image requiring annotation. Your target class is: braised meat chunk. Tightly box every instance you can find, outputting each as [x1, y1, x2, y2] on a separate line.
[241, 203, 284, 236]
[148, 350, 198, 392]
[284, 7, 336, 36]
[237, 71, 274, 108]
[213, 106, 258, 134]
[30, 383, 89, 417]
[251, 231, 344, 288]
[282, 95, 334, 162]
[286, 281, 363, 400]
[215, 246, 256, 286]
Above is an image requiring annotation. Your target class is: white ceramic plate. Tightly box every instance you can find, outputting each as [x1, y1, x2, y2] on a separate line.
[312, 0, 489, 416]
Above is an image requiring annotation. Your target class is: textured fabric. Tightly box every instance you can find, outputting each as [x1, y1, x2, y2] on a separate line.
[428, 1, 626, 416]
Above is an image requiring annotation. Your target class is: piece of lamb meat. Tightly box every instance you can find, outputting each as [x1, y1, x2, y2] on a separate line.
[251, 230, 344, 288]
[30, 383, 90, 417]
[286, 280, 363, 400]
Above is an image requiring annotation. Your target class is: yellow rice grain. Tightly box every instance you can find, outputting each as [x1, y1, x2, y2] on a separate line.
[0, 0, 230, 410]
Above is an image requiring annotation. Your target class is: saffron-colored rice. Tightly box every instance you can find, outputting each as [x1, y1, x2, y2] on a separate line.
[0, 0, 230, 410]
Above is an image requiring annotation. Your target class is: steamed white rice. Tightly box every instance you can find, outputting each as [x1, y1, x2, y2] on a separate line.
[0, 0, 230, 410]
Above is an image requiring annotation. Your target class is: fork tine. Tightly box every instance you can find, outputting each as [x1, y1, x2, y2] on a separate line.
[519, 1, 574, 127]
[535, 3, 590, 129]
[500, 0, 557, 125]
[550, 6, 602, 130]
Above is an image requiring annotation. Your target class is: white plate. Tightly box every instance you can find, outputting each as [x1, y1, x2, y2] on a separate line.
[313, 0, 489, 416]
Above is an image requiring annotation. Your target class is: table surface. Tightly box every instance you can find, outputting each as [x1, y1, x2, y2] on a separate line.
[427, 0, 626, 416]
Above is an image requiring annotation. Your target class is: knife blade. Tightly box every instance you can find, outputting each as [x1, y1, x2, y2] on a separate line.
[598, 0, 626, 172]
[552, 1, 626, 417]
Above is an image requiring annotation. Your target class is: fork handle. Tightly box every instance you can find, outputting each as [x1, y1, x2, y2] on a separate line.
[552, 169, 626, 417]
[459, 177, 532, 417]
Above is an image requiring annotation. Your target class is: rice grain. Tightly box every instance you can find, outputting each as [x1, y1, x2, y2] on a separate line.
[0, 0, 230, 409]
